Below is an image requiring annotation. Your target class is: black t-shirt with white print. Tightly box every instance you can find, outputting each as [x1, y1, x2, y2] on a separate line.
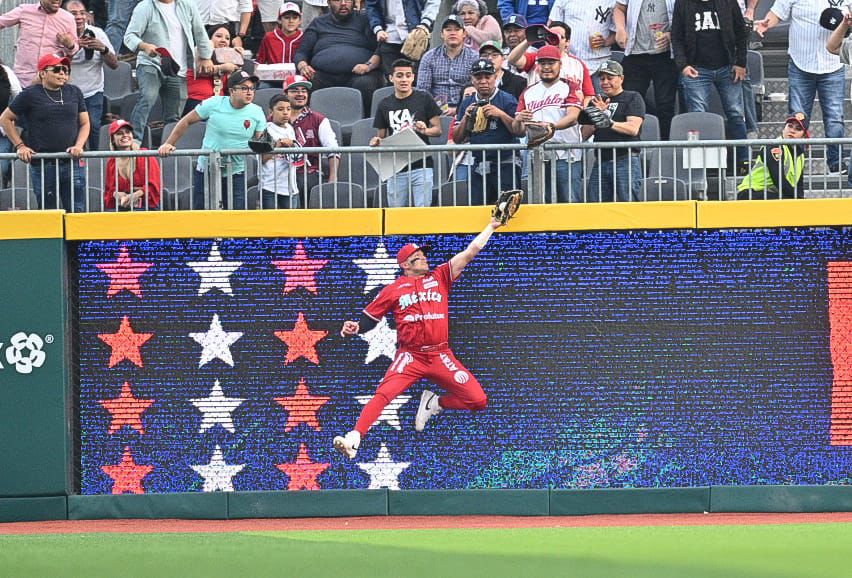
[692, 0, 729, 69]
[373, 89, 442, 170]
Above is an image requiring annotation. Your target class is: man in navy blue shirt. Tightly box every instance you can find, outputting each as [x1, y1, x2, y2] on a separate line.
[452, 58, 520, 206]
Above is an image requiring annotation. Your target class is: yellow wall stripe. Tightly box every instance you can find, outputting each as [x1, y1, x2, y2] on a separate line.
[0, 210, 64, 240]
[384, 202, 698, 235]
[697, 198, 852, 229]
[64, 209, 384, 240]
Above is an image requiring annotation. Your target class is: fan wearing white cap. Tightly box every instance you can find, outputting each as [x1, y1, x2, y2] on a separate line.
[257, 2, 304, 68]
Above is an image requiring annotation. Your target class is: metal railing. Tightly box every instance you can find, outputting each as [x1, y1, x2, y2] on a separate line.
[0, 137, 849, 212]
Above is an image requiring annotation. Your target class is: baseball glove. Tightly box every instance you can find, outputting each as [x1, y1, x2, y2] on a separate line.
[401, 25, 431, 61]
[492, 189, 523, 225]
[525, 121, 555, 148]
[248, 129, 275, 154]
[582, 105, 613, 129]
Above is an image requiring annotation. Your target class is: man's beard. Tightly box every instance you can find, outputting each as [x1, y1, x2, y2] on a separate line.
[332, 10, 352, 23]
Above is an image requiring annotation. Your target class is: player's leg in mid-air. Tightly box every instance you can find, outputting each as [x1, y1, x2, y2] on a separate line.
[333, 350, 424, 459]
[414, 350, 486, 432]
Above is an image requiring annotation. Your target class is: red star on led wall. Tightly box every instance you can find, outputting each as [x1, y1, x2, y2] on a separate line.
[98, 316, 154, 368]
[101, 446, 154, 494]
[274, 377, 330, 432]
[99, 381, 155, 434]
[274, 312, 327, 365]
[95, 245, 153, 299]
[276, 443, 329, 490]
[272, 241, 328, 294]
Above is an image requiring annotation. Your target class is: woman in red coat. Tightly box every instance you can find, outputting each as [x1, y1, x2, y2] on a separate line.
[104, 119, 161, 210]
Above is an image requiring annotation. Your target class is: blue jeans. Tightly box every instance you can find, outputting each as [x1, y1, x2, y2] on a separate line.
[741, 72, 758, 133]
[193, 169, 247, 209]
[132, 65, 186, 142]
[587, 155, 642, 202]
[681, 65, 748, 165]
[386, 167, 433, 207]
[469, 153, 520, 206]
[31, 159, 86, 212]
[788, 61, 845, 172]
[261, 190, 301, 209]
[0, 134, 12, 186]
[544, 158, 583, 203]
[106, 0, 139, 54]
[85, 92, 104, 151]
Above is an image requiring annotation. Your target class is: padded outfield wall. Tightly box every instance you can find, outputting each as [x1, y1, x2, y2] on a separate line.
[2, 201, 852, 518]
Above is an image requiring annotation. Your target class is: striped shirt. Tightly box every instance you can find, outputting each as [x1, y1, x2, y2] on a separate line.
[548, 0, 616, 73]
[520, 50, 596, 97]
[771, 0, 852, 74]
[415, 44, 480, 107]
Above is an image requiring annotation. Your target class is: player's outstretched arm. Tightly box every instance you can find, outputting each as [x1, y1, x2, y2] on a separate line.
[449, 217, 503, 277]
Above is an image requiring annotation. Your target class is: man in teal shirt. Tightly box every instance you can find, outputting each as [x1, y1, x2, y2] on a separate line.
[159, 70, 266, 209]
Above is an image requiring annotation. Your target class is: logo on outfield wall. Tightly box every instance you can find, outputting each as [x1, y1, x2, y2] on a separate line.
[0, 332, 53, 374]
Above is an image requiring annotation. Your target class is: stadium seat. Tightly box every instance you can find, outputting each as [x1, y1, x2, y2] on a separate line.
[253, 88, 283, 113]
[349, 117, 376, 147]
[0, 187, 37, 210]
[103, 61, 134, 114]
[641, 176, 688, 201]
[369, 85, 395, 119]
[309, 87, 364, 144]
[162, 121, 207, 149]
[308, 182, 367, 208]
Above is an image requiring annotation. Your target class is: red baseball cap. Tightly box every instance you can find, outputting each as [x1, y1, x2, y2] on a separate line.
[37, 53, 70, 71]
[108, 119, 133, 136]
[284, 74, 312, 91]
[535, 45, 562, 62]
[397, 243, 430, 265]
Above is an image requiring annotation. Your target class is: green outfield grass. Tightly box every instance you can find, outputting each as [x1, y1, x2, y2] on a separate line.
[2, 523, 852, 578]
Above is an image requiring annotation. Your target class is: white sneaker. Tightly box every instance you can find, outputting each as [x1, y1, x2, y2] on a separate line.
[332, 430, 361, 459]
[415, 389, 442, 432]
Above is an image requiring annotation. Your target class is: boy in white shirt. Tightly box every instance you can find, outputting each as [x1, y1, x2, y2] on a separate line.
[260, 94, 300, 208]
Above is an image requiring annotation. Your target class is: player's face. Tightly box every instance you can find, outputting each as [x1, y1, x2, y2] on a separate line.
[390, 67, 415, 93]
[403, 251, 429, 276]
[537, 58, 560, 82]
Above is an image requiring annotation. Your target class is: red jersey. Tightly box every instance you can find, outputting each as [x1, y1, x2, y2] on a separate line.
[256, 29, 303, 65]
[363, 262, 455, 351]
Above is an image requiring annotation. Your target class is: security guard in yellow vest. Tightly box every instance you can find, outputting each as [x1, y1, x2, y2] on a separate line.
[738, 112, 809, 200]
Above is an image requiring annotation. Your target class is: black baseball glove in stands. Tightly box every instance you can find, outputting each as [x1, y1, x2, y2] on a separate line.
[582, 105, 613, 129]
[492, 189, 523, 225]
[248, 130, 275, 154]
[525, 121, 555, 148]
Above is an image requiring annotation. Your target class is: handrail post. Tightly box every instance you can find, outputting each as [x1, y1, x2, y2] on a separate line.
[528, 147, 545, 204]
[208, 151, 222, 210]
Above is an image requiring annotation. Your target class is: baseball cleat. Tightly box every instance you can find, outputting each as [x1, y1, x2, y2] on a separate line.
[333, 430, 361, 459]
[415, 389, 442, 432]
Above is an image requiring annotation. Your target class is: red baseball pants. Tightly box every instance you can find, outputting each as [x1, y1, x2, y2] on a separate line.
[354, 348, 487, 436]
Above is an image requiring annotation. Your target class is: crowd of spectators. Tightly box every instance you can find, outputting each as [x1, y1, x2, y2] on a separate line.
[0, 0, 847, 211]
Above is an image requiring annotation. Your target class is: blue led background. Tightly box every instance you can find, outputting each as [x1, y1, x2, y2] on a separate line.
[75, 229, 852, 494]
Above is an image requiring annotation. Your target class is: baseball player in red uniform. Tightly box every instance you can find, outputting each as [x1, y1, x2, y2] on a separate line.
[333, 216, 504, 459]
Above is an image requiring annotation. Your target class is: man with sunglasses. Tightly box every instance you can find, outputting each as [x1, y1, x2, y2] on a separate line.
[0, 54, 89, 213]
[333, 215, 505, 460]
[158, 70, 266, 209]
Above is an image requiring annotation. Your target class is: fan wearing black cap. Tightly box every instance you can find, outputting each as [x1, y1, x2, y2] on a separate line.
[158, 70, 266, 210]
[452, 57, 520, 205]
[755, 0, 849, 174]
[737, 112, 808, 200]
[333, 214, 505, 460]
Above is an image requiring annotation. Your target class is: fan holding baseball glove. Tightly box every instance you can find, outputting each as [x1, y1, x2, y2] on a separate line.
[510, 45, 584, 202]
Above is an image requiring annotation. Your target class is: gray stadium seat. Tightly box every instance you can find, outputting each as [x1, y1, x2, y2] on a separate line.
[253, 88, 283, 113]
[350, 117, 377, 147]
[162, 121, 207, 149]
[308, 182, 367, 208]
[641, 176, 688, 201]
[309, 87, 364, 144]
[369, 85, 395, 119]
[103, 61, 134, 114]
